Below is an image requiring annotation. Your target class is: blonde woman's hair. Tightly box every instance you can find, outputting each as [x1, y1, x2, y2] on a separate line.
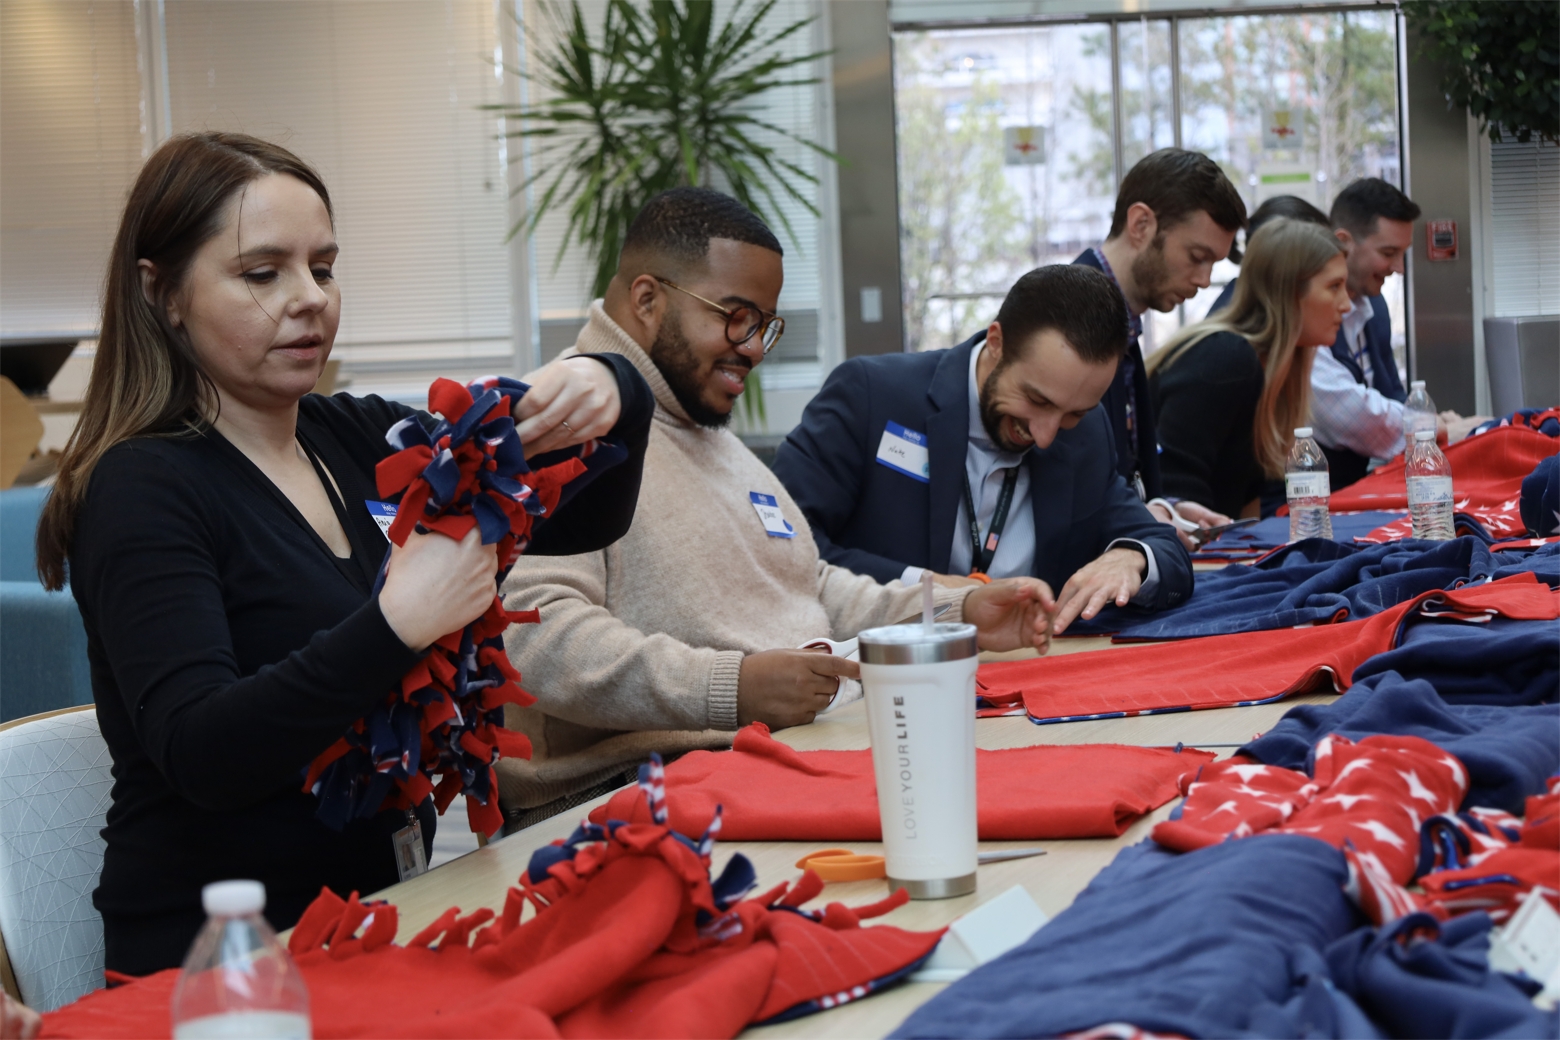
[1146, 218, 1344, 477]
[36, 133, 333, 590]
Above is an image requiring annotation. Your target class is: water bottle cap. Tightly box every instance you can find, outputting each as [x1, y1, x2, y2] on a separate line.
[1414, 429, 1436, 441]
[1411, 380, 1426, 390]
[1294, 426, 1313, 438]
[202, 880, 265, 917]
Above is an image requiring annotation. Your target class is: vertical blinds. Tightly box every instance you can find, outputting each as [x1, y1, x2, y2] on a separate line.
[161, 0, 514, 362]
[0, 0, 143, 338]
[1489, 136, 1560, 318]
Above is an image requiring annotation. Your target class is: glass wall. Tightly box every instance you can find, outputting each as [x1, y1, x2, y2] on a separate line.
[894, 25, 1112, 352]
[893, 7, 1404, 365]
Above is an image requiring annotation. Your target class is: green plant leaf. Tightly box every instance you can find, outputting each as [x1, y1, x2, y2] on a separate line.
[492, 0, 839, 301]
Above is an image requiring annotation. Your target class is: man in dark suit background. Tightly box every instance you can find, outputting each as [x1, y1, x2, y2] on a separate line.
[772, 265, 1191, 634]
[1072, 150, 1246, 510]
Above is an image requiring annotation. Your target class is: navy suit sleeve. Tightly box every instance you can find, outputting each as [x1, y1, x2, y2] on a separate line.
[1089, 415, 1193, 610]
[773, 361, 912, 585]
[1098, 478, 1193, 610]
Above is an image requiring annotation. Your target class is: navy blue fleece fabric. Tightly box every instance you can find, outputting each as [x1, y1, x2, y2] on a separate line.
[1352, 614, 1559, 707]
[1240, 673, 1559, 814]
[1193, 510, 1404, 558]
[1068, 537, 1516, 639]
[893, 836, 1364, 1039]
[1522, 456, 1559, 537]
[1326, 912, 1558, 1039]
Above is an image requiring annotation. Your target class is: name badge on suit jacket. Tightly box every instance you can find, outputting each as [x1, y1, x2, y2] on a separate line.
[876, 421, 930, 483]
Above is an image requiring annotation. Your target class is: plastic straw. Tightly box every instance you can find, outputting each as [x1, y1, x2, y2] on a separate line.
[921, 570, 935, 635]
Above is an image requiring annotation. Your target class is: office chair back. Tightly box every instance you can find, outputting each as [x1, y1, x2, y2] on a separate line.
[0, 705, 112, 1011]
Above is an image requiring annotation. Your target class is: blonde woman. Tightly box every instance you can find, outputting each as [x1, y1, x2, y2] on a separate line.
[1147, 218, 1352, 519]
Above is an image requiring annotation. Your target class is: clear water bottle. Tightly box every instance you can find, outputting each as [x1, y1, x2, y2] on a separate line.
[1286, 427, 1334, 542]
[1406, 429, 1455, 540]
[1402, 380, 1437, 450]
[171, 881, 311, 1039]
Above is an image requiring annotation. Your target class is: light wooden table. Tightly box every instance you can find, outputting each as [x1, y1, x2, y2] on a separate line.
[363, 636, 1331, 1038]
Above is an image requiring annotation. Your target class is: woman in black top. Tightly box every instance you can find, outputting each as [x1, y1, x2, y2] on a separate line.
[35, 133, 653, 974]
[1147, 219, 1352, 518]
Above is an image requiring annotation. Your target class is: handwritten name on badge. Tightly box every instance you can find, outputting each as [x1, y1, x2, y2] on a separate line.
[365, 501, 397, 541]
[875, 421, 930, 483]
[749, 492, 796, 538]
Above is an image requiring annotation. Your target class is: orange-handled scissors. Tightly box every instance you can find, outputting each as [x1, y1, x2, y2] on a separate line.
[795, 847, 1047, 882]
[794, 849, 887, 881]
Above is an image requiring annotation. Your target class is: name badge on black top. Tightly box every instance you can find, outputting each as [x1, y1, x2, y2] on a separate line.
[365, 500, 397, 542]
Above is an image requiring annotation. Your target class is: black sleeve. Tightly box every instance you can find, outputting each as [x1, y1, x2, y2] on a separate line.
[72, 445, 422, 811]
[773, 360, 912, 584]
[1152, 333, 1263, 511]
[525, 351, 653, 556]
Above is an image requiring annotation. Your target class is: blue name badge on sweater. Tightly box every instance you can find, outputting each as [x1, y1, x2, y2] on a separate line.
[365, 500, 397, 541]
[749, 492, 796, 538]
[875, 421, 930, 483]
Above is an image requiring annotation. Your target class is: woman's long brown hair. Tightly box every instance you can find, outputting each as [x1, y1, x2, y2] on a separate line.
[36, 132, 332, 590]
[1146, 218, 1344, 477]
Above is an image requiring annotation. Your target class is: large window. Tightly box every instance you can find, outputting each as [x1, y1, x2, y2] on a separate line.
[893, 6, 1404, 362]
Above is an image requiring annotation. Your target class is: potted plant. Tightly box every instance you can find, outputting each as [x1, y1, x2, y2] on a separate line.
[1404, 0, 1559, 143]
[491, 0, 841, 420]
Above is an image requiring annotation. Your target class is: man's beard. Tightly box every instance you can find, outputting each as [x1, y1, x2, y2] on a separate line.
[978, 361, 1032, 454]
[648, 310, 748, 429]
[1129, 232, 1174, 312]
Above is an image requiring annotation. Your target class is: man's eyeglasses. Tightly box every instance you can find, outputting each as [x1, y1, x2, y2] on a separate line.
[654, 277, 785, 355]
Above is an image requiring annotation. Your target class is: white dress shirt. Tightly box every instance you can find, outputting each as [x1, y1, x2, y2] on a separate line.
[1309, 296, 1406, 461]
[901, 345, 1160, 599]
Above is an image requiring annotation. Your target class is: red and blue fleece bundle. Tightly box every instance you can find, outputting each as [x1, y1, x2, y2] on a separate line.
[305, 376, 627, 837]
[44, 756, 945, 1039]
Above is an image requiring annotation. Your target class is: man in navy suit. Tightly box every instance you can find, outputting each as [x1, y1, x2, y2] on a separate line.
[1310, 178, 1435, 488]
[773, 265, 1192, 634]
[1071, 150, 1247, 535]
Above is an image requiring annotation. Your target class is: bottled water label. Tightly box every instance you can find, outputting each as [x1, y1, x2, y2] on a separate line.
[1407, 476, 1453, 506]
[1286, 472, 1330, 500]
[173, 1011, 311, 1039]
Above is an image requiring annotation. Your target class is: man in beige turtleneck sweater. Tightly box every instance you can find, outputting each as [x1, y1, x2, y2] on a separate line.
[496, 188, 1057, 821]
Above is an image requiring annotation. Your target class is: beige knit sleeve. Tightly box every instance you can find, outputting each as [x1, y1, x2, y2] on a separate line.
[501, 552, 743, 733]
[813, 561, 970, 641]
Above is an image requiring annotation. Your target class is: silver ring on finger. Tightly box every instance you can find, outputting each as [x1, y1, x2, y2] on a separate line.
[560, 419, 574, 434]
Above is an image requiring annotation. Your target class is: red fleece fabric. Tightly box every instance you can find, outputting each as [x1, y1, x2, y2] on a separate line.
[586, 724, 1215, 840]
[976, 575, 1557, 724]
[42, 822, 942, 1039]
[1153, 734, 1467, 883]
[1344, 783, 1560, 927]
[1329, 423, 1558, 513]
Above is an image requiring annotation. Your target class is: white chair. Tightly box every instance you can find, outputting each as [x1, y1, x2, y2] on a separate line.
[0, 705, 112, 1011]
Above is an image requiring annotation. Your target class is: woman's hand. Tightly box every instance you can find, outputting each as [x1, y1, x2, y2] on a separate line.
[378, 526, 499, 651]
[1, 992, 40, 1040]
[515, 356, 621, 458]
[962, 577, 1056, 653]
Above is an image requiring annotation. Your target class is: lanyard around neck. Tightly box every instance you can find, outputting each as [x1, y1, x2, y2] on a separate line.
[962, 466, 1020, 577]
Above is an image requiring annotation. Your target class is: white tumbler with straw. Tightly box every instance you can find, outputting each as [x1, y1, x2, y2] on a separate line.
[856, 574, 980, 899]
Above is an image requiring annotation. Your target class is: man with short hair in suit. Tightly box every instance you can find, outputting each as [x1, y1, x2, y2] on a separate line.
[773, 264, 1192, 635]
[1312, 178, 1437, 488]
[1072, 149, 1247, 543]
